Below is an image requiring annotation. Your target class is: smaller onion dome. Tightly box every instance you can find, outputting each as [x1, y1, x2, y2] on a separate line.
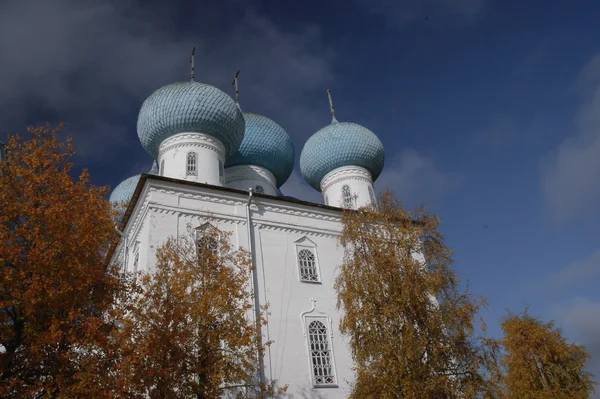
[137, 81, 245, 159]
[225, 113, 295, 187]
[300, 121, 385, 191]
[148, 161, 159, 175]
[109, 174, 142, 223]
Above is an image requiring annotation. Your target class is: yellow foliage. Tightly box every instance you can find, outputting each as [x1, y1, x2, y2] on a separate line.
[335, 192, 499, 399]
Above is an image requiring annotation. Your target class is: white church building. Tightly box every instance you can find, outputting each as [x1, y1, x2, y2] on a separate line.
[109, 68, 385, 398]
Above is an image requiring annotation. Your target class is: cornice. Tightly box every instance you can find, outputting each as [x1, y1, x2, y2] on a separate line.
[158, 132, 225, 157]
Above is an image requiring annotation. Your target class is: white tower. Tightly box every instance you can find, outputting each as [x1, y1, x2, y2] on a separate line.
[300, 89, 384, 209]
[136, 49, 245, 187]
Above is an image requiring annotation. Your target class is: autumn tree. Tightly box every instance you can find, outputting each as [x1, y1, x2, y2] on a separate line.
[335, 192, 499, 399]
[499, 310, 595, 398]
[0, 123, 123, 397]
[114, 225, 286, 399]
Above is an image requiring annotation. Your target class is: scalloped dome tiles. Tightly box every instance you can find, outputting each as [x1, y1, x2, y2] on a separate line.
[226, 112, 295, 187]
[300, 121, 385, 191]
[137, 81, 245, 159]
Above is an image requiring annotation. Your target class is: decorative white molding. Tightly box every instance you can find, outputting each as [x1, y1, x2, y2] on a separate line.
[158, 132, 225, 155]
[320, 166, 373, 193]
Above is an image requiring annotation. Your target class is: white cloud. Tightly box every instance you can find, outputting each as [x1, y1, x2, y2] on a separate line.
[354, 0, 488, 26]
[375, 149, 458, 208]
[547, 250, 600, 289]
[554, 298, 600, 397]
[0, 0, 334, 166]
[541, 54, 600, 223]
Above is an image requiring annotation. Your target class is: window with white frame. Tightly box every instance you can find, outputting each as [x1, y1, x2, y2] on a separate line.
[307, 319, 336, 386]
[342, 185, 353, 209]
[298, 248, 319, 282]
[187, 152, 197, 176]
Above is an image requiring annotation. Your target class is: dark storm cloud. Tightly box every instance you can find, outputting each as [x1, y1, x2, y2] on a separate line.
[0, 0, 334, 177]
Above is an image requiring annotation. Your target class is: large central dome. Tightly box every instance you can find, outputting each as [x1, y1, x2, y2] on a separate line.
[137, 81, 245, 159]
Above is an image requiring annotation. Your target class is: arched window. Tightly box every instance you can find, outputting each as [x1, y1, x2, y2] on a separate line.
[255, 185, 264, 194]
[342, 185, 353, 209]
[298, 249, 318, 282]
[368, 186, 376, 206]
[187, 152, 197, 176]
[218, 159, 224, 184]
[308, 320, 335, 385]
[160, 159, 165, 176]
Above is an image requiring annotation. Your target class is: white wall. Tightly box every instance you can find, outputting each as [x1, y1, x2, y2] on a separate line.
[115, 177, 354, 398]
[321, 166, 376, 209]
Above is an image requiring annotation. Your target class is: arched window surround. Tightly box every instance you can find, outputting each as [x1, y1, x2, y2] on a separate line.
[300, 298, 338, 387]
[294, 236, 322, 284]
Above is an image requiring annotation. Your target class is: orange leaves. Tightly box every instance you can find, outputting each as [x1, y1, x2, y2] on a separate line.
[0, 123, 123, 397]
[113, 226, 285, 398]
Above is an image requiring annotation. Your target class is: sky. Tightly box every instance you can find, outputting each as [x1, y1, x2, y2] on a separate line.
[1, 0, 600, 389]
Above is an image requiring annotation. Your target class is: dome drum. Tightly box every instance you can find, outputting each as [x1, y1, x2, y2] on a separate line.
[320, 165, 376, 209]
[224, 165, 277, 196]
[157, 132, 226, 186]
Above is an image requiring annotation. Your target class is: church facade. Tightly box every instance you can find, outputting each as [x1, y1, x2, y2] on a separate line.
[110, 71, 385, 398]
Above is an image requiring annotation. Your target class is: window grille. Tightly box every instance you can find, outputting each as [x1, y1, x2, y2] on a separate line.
[187, 152, 197, 176]
[308, 320, 336, 385]
[196, 235, 218, 257]
[298, 249, 318, 282]
[342, 185, 353, 208]
[255, 185, 264, 194]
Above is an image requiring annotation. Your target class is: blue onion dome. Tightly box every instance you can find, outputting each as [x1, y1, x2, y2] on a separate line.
[110, 174, 141, 209]
[137, 81, 245, 159]
[300, 120, 385, 191]
[225, 113, 295, 187]
[148, 161, 159, 175]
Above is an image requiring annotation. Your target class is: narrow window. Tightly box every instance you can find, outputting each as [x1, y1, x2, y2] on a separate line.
[255, 185, 264, 194]
[324, 195, 328, 205]
[187, 152, 197, 176]
[368, 186, 376, 206]
[160, 159, 165, 176]
[342, 185, 353, 209]
[298, 249, 319, 282]
[218, 159, 224, 184]
[308, 320, 336, 385]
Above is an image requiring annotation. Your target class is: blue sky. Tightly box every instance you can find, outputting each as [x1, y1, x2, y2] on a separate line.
[2, 0, 600, 386]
